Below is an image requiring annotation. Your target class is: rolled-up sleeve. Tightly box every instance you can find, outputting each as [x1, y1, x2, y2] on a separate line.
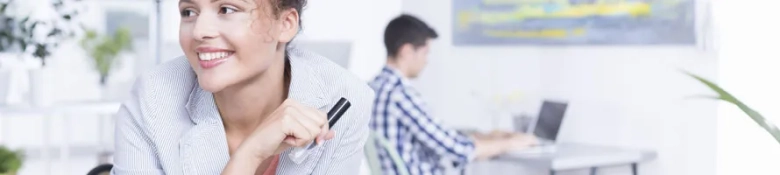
[112, 79, 164, 175]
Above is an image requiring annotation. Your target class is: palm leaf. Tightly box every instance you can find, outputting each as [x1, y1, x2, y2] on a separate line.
[687, 72, 780, 145]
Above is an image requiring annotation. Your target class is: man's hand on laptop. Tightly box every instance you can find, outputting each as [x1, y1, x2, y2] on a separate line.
[507, 133, 539, 150]
[487, 130, 514, 138]
[472, 130, 514, 139]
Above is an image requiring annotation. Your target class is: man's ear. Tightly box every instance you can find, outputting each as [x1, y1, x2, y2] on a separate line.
[278, 9, 300, 43]
[397, 43, 415, 61]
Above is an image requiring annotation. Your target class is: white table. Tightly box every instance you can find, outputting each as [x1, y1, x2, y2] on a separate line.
[0, 101, 122, 175]
[487, 143, 657, 175]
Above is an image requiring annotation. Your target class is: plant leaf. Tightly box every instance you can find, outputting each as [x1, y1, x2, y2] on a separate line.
[686, 72, 780, 145]
[0, 3, 8, 13]
[48, 28, 62, 37]
[20, 17, 29, 24]
[684, 94, 720, 100]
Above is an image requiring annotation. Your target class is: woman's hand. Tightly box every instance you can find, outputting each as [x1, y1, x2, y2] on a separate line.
[222, 99, 336, 175]
[237, 99, 336, 161]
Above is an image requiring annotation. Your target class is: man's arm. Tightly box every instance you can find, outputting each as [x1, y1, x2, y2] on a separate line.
[471, 136, 512, 160]
[391, 90, 475, 166]
[472, 131, 539, 160]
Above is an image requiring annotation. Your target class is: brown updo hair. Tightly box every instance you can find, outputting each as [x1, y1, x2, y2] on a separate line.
[272, 0, 306, 21]
[254, 0, 305, 46]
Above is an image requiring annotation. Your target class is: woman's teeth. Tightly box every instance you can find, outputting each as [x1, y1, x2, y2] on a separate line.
[198, 52, 231, 61]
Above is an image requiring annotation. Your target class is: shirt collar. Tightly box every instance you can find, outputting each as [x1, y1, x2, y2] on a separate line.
[382, 65, 413, 86]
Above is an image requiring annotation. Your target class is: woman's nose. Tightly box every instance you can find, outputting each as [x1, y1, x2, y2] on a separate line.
[192, 16, 219, 41]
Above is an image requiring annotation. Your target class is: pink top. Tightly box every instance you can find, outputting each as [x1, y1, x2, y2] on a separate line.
[261, 155, 280, 175]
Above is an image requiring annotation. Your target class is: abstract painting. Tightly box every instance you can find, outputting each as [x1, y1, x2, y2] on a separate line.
[453, 0, 696, 45]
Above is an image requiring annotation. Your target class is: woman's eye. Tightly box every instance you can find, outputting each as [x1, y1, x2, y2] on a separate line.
[180, 9, 197, 17]
[219, 6, 237, 14]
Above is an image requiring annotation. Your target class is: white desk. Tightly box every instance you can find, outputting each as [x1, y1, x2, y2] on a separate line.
[487, 143, 656, 175]
[0, 101, 122, 175]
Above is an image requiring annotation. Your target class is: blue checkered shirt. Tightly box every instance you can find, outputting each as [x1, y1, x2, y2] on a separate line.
[368, 66, 476, 175]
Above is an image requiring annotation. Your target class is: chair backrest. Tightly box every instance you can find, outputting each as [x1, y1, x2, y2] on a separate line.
[364, 133, 383, 175]
[87, 164, 113, 175]
[364, 132, 410, 175]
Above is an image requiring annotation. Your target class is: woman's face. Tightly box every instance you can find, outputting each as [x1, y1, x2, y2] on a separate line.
[178, 0, 298, 92]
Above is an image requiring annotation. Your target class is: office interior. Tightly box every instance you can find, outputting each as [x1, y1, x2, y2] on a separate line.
[0, 0, 778, 174]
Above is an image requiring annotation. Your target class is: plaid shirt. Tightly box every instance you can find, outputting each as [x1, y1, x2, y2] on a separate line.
[368, 66, 476, 175]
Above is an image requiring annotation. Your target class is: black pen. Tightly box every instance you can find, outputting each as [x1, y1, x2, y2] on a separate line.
[289, 98, 351, 163]
[326, 97, 351, 129]
[300, 98, 351, 150]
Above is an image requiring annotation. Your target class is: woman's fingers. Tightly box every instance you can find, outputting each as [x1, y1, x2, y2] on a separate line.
[273, 99, 334, 148]
[325, 131, 335, 140]
[316, 131, 336, 144]
[282, 107, 316, 147]
[316, 124, 330, 144]
[298, 105, 328, 126]
[290, 107, 321, 140]
[282, 103, 330, 147]
[283, 136, 297, 145]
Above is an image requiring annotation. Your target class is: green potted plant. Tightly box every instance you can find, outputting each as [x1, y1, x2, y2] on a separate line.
[2, 0, 83, 106]
[0, 146, 23, 175]
[79, 27, 133, 86]
[1, 1, 20, 105]
[688, 72, 780, 145]
[1, 0, 82, 66]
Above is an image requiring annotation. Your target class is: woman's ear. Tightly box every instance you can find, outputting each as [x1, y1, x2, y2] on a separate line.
[278, 9, 300, 43]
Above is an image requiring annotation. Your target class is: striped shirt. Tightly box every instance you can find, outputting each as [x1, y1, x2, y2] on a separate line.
[111, 47, 374, 175]
[369, 66, 476, 175]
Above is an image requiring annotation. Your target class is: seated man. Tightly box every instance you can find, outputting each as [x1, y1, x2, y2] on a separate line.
[369, 14, 538, 175]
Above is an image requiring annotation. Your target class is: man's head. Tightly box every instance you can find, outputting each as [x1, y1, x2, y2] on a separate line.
[384, 14, 437, 79]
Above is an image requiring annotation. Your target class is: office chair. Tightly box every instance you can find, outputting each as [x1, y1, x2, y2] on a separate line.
[364, 132, 410, 175]
[87, 164, 113, 175]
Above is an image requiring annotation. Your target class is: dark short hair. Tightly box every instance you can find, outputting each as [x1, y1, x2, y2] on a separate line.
[384, 14, 438, 58]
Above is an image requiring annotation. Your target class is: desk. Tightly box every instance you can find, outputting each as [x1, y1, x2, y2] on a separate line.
[0, 101, 121, 175]
[485, 143, 656, 175]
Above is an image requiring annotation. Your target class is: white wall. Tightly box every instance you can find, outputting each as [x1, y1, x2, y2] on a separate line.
[715, 0, 780, 174]
[298, 0, 401, 81]
[402, 0, 717, 175]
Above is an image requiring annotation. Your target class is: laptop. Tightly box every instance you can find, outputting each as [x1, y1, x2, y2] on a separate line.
[512, 100, 568, 153]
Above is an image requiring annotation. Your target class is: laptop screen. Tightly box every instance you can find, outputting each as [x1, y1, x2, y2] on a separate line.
[533, 101, 568, 141]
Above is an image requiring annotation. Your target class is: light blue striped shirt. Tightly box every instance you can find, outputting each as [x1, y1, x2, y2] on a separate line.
[112, 48, 375, 175]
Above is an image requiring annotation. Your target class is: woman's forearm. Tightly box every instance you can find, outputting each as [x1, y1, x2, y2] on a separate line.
[221, 146, 269, 175]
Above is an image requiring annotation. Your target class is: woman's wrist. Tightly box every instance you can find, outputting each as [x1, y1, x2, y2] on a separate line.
[238, 138, 273, 162]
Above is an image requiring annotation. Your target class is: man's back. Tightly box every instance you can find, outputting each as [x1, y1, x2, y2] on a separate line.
[369, 66, 476, 175]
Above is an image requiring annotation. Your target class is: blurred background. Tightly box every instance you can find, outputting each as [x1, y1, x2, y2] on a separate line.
[0, 0, 778, 174]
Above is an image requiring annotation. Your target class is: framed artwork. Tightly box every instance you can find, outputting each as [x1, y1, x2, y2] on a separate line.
[452, 0, 698, 45]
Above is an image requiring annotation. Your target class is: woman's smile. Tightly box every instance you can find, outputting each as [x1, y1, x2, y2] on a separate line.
[196, 47, 235, 69]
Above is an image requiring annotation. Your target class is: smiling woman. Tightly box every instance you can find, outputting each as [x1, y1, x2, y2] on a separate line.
[111, 0, 374, 174]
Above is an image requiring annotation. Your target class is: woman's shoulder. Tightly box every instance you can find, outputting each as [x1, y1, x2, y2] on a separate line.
[287, 48, 375, 103]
